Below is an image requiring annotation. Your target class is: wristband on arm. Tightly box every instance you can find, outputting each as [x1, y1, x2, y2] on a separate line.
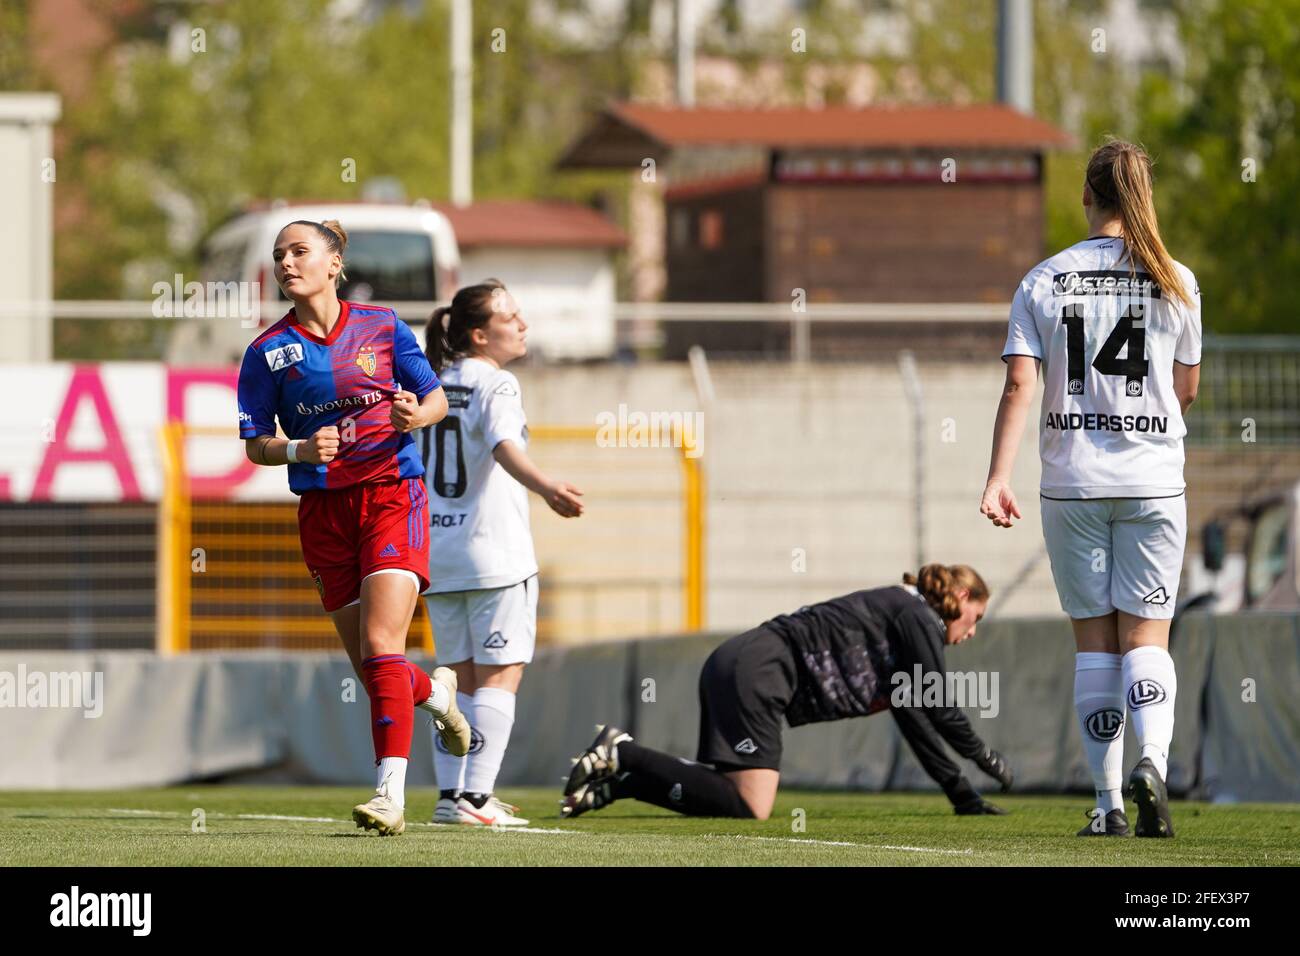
[285, 439, 304, 464]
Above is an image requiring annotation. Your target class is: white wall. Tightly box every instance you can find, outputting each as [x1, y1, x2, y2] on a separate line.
[0, 94, 61, 362]
[459, 247, 616, 360]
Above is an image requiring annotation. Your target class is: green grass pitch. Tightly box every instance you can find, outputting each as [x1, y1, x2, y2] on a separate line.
[2, 787, 1297, 866]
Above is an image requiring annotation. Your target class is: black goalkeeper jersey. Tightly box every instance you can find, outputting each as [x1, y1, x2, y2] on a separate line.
[764, 584, 988, 798]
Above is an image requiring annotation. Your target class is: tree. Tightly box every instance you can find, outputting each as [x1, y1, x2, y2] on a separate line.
[1139, 0, 1300, 333]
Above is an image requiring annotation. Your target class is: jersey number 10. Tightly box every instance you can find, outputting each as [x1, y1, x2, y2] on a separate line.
[1062, 304, 1150, 397]
[426, 416, 466, 498]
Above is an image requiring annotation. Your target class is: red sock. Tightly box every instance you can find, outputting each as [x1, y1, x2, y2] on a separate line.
[361, 655, 415, 761]
[408, 660, 432, 706]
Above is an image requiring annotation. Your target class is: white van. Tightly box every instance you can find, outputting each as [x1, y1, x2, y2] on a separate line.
[169, 202, 460, 365]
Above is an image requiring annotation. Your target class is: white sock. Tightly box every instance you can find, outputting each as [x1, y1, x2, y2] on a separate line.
[377, 756, 408, 809]
[417, 676, 450, 716]
[464, 686, 516, 797]
[1074, 652, 1126, 813]
[1123, 644, 1177, 781]
[432, 691, 473, 794]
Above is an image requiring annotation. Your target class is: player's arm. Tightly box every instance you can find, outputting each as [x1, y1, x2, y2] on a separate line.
[890, 701, 973, 800]
[492, 440, 584, 519]
[980, 355, 1038, 528]
[390, 316, 446, 432]
[1172, 272, 1202, 417]
[238, 346, 338, 466]
[982, 278, 1042, 529]
[1173, 361, 1199, 415]
[390, 386, 448, 433]
[479, 371, 584, 518]
[244, 430, 339, 466]
[890, 613, 1012, 810]
[897, 616, 993, 763]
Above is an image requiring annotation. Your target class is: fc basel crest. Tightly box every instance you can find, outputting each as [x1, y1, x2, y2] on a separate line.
[356, 345, 377, 377]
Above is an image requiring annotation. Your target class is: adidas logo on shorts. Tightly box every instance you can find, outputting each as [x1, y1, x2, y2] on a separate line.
[733, 738, 757, 754]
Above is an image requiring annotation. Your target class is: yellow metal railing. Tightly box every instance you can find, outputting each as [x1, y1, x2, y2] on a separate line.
[157, 422, 190, 655]
[158, 422, 706, 652]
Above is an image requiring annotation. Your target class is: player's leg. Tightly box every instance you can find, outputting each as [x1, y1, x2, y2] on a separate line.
[328, 601, 363, 678]
[721, 768, 781, 820]
[562, 627, 788, 820]
[1112, 496, 1185, 838]
[562, 726, 764, 819]
[351, 479, 466, 833]
[1041, 497, 1130, 835]
[351, 569, 425, 833]
[1070, 612, 1129, 835]
[423, 590, 476, 822]
[455, 576, 537, 826]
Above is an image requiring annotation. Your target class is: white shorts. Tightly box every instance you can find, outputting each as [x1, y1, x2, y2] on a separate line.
[424, 575, 538, 666]
[1040, 495, 1187, 620]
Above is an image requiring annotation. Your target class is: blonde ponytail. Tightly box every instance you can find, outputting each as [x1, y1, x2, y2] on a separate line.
[1085, 140, 1192, 309]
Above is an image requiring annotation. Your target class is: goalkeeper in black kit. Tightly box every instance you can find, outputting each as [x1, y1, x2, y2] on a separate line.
[561, 564, 1014, 820]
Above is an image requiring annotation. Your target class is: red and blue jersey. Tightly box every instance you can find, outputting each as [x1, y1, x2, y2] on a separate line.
[237, 301, 439, 494]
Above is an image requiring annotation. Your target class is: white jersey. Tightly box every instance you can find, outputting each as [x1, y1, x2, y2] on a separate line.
[421, 357, 537, 593]
[1002, 236, 1202, 499]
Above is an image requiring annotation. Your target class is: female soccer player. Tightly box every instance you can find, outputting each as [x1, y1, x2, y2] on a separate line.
[980, 140, 1201, 838]
[561, 564, 1013, 820]
[237, 219, 473, 836]
[421, 280, 585, 827]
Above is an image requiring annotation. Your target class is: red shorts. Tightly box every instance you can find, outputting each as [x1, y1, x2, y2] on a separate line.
[298, 477, 430, 612]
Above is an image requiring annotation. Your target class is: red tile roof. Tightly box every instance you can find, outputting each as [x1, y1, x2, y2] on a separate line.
[559, 101, 1074, 167]
[428, 200, 626, 249]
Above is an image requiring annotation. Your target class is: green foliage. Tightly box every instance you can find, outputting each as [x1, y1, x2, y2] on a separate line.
[46, 0, 1300, 335]
[57, 0, 630, 299]
[0, 0, 32, 91]
[1139, 0, 1300, 333]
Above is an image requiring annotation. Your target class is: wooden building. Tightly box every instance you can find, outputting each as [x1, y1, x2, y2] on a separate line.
[559, 102, 1073, 358]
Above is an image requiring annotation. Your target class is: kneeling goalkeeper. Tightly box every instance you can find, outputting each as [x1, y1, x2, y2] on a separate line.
[562, 563, 1013, 820]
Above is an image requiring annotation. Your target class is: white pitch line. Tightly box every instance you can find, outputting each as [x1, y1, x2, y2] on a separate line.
[708, 834, 974, 856]
[422, 822, 578, 835]
[109, 807, 579, 834]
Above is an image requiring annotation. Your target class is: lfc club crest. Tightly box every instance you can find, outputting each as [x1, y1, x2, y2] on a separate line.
[356, 345, 377, 376]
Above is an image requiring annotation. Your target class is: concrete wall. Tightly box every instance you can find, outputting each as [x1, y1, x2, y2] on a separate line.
[2, 613, 1295, 801]
[516, 357, 1060, 637]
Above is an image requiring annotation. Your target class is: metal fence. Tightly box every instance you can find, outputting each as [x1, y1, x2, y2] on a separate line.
[155, 423, 703, 654]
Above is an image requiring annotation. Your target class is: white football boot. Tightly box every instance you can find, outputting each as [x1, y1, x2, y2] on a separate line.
[417, 667, 473, 757]
[432, 796, 477, 824]
[455, 795, 530, 827]
[351, 777, 406, 836]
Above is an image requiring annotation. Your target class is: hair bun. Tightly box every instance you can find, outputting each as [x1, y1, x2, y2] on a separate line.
[321, 219, 348, 253]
